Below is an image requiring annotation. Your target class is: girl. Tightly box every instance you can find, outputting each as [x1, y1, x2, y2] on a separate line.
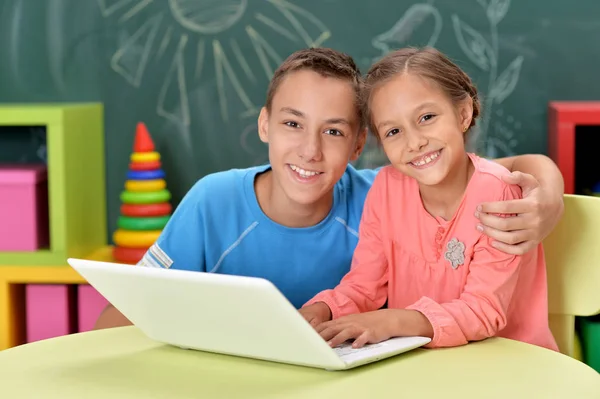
[300, 47, 558, 351]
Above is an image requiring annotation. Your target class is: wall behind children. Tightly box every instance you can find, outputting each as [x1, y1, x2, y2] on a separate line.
[0, 0, 597, 240]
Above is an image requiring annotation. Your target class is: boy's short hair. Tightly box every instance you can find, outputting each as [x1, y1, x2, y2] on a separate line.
[265, 48, 365, 130]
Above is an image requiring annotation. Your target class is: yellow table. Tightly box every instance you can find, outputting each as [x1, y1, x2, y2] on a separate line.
[0, 327, 598, 398]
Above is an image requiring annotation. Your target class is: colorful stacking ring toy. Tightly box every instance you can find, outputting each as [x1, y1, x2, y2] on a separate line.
[130, 151, 160, 162]
[113, 229, 162, 248]
[129, 160, 162, 171]
[120, 189, 171, 204]
[112, 122, 172, 265]
[118, 215, 170, 230]
[125, 179, 166, 192]
[126, 169, 165, 180]
[112, 246, 148, 264]
[121, 203, 172, 217]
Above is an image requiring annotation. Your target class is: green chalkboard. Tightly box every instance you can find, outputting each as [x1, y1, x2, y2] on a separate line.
[0, 0, 598, 241]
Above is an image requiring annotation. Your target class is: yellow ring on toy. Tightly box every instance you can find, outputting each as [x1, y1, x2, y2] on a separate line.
[113, 229, 162, 248]
[125, 179, 166, 192]
[130, 151, 160, 162]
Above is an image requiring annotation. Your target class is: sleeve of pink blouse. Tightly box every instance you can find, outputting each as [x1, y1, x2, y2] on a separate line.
[303, 175, 389, 320]
[406, 183, 523, 348]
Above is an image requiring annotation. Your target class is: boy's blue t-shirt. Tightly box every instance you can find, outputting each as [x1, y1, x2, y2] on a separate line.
[139, 164, 379, 308]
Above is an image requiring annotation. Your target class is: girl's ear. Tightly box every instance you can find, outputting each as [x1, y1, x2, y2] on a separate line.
[459, 96, 474, 132]
[258, 107, 269, 143]
[350, 128, 368, 161]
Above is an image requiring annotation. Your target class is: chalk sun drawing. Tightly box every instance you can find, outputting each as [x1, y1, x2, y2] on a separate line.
[169, 0, 247, 34]
[98, 0, 331, 128]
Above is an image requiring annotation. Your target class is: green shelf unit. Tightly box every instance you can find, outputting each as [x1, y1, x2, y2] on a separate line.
[0, 103, 107, 265]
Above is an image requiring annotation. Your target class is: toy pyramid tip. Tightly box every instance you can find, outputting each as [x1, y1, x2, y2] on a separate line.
[134, 122, 155, 153]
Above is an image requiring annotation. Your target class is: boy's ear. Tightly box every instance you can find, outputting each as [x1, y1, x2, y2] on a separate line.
[459, 97, 474, 132]
[258, 107, 269, 143]
[350, 127, 368, 161]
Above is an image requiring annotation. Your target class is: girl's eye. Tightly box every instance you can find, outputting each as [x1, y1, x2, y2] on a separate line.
[325, 129, 343, 136]
[420, 114, 435, 123]
[285, 121, 299, 128]
[386, 128, 400, 137]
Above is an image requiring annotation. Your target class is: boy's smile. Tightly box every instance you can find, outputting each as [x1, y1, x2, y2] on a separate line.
[287, 164, 323, 182]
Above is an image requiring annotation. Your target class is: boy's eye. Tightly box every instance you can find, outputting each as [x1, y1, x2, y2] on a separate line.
[386, 128, 400, 137]
[324, 128, 343, 136]
[419, 114, 435, 123]
[285, 121, 300, 128]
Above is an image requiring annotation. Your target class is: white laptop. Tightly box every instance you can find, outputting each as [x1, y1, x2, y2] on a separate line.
[67, 258, 431, 370]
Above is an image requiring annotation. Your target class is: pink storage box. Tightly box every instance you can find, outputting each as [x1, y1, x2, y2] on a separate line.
[25, 284, 76, 343]
[0, 164, 49, 251]
[77, 284, 109, 332]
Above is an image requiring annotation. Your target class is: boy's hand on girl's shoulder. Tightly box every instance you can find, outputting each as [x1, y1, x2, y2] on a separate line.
[475, 171, 564, 256]
[299, 302, 332, 327]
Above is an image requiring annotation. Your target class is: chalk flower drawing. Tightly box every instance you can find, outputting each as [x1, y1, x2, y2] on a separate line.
[453, 0, 523, 156]
[371, 3, 442, 57]
[98, 0, 331, 126]
[360, 0, 524, 167]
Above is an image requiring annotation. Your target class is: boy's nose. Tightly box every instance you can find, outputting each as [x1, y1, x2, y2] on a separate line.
[299, 133, 323, 162]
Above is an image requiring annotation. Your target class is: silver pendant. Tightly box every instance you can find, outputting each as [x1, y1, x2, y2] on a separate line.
[444, 238, 465, 269]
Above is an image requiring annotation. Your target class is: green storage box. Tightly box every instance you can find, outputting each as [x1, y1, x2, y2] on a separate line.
[579, 315, 600, 372]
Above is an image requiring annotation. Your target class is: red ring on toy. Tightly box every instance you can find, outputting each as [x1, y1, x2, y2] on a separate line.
[129, 160, 162, 171]
[121, 202, 172, 217]
[113, 246, 148, 264]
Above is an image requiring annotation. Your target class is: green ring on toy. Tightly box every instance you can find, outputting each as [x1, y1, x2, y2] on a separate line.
[118, 215, 170, 230]
[120, 189, 171, 204]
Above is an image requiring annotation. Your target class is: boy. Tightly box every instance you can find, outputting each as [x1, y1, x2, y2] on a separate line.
[95, 48, 564, 329]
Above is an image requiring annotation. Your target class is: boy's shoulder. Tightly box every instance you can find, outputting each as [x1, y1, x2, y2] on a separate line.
[338, 164, 382, 189]
[184, 165, 269, 206]
[336, 164, 383, 207]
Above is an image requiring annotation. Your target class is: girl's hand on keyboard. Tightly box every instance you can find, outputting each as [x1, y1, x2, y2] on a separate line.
[316, 309, 433, 348]
[299, 302, 332, 327]
[315, 309, 397, 348]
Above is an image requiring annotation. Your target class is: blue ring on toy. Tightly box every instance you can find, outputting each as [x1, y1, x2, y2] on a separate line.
[127, 169, 165, 180]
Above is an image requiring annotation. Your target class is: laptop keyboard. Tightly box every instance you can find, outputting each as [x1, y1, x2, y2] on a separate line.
[333, 342, 385, 357]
